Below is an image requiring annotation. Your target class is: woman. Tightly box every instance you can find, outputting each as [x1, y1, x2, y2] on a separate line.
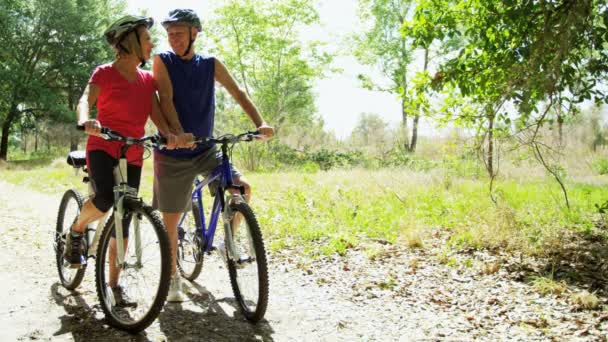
[63, 15, 180, 305]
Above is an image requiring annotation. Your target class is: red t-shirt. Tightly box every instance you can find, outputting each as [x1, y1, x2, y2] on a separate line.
[86, 64, 155, 167]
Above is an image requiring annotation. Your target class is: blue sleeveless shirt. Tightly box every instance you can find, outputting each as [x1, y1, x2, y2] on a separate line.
[157, 51, 215, 158]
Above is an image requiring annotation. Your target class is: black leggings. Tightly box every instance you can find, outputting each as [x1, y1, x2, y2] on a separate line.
[88, 150, 142, 238]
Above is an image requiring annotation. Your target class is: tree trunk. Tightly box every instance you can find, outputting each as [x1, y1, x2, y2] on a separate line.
[401, 95, 409, 151]
[1, 110, 16, 161]
[409, 48, 429, 153]
[410, 115, 420, 152]
[401, 51, 409, 151]
[35, 127, 38, 152]
[557, 113, 564, 147]
[22, 126, 27, 153]
[486, 116, 495, 177]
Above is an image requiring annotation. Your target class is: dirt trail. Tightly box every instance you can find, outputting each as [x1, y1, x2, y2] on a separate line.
[0, 180, 607, 341]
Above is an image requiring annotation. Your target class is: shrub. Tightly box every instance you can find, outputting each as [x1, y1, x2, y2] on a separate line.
[592, 158, 608, 175]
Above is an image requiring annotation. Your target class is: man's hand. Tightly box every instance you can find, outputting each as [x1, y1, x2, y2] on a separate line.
[79, 119, 101, 136]
[164, 133, 178, 150]
[256, 123, 274, 141]
[176, 132, 194, 149]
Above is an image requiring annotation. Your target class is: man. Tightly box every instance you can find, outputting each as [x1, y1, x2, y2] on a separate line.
[153, 8, 274, 302]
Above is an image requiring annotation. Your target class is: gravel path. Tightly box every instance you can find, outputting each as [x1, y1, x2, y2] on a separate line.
[0, 180, 606, 341]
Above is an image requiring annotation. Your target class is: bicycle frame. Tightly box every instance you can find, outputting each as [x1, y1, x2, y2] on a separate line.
[177, 147, 244, 259]
[78, 150, 143, 269]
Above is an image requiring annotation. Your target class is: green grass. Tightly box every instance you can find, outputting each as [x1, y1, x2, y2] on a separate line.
[1, 160, 606, 258]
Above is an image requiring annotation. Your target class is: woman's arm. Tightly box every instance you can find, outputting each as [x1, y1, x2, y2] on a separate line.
[76, 83, 101, 135]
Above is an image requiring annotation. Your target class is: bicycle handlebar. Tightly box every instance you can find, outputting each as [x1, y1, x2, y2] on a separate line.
[191, 131, 264, 145]
[78, 125, 265, 149]
[76, 125, 166, 149]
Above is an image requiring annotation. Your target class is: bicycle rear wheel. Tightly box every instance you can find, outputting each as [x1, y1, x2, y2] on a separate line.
[95, 205, 171, 333]
[226, 201, 268, 323]
[55, 189, 86, 290]
[177, 200, 204, 281]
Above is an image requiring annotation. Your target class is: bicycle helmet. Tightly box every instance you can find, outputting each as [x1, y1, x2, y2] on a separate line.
[161, 9, 201, 57]
[104, 15, 154, 66]
[161, 9, 202, 32]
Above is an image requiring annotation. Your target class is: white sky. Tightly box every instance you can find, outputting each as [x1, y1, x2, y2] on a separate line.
[126, 0, 404, 139]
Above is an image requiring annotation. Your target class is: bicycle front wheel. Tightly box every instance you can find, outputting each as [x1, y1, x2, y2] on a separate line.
[55, 189, 86, 290]
[226, 201, 269, 323]
[95, 205, 171, 333]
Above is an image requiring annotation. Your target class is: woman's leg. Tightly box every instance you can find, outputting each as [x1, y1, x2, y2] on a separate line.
[108, 163, 142, 287]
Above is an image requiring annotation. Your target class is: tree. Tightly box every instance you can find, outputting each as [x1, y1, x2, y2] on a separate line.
[206, 0, 332, 170]
[0, 0, 125, 160]
[350, 112, 393, 161]
[406, 0, 608, 180]
[352, 0, 418, 152]
[208, 0, 332, 134]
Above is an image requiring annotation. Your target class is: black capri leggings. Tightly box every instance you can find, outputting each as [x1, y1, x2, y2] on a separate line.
[88, 150, 142, 238]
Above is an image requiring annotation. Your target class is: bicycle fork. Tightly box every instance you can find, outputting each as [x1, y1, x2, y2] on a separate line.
[112, 158, 142, 269]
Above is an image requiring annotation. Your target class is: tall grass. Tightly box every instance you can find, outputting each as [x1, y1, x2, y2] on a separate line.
[1, 154, 605, 258]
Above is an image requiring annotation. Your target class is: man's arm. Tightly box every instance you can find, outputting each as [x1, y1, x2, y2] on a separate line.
[153, 54, 185, 135]
[214, 58, 274, 138]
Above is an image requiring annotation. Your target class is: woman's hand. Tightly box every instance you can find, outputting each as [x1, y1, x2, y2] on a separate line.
[79, 119, 102, 136]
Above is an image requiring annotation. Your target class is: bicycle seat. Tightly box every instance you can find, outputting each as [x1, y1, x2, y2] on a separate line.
[67, 151, 87, 168]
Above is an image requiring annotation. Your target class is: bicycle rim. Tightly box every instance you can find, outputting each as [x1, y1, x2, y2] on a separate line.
[95, 206, 171, 332]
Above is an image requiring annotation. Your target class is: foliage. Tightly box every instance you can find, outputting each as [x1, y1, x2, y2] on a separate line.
[352, 0, 418, 150]
[352, 0, 413, 94]
[2, 165, 605, 258]
[208, 0, 332, 135]
[406, 0, 608, 131]
[0, 0, 126, 160]
[592, 158, 608, 176]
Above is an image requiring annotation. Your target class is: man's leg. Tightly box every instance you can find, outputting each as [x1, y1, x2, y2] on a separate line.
[161, 212, 183, 276]
[153, 151, 199, 302]
[230, 175, 251, 234]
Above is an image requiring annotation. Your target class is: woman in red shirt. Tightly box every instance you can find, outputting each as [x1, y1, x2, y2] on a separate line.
[63, 15, 180, 304]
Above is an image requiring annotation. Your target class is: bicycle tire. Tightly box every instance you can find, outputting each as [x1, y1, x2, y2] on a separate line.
[55, 189, 87, 290]
[226, 201, 269, 323]
[177, 200, 204, 281]
[95, 205, 171, 333]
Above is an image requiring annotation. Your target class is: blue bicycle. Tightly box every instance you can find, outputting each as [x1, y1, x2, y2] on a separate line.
[175, 132, 269, 323]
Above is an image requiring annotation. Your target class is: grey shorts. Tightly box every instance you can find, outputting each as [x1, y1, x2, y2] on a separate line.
[152, 147, 242, 213]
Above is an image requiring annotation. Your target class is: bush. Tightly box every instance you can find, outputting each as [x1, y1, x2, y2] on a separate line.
[592, 158, 608, 175]
[308, 149, 363, 170]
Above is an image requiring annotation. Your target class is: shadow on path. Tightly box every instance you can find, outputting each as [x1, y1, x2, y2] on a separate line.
[158, 280, 275, 341]
[50, 282, 151, 341]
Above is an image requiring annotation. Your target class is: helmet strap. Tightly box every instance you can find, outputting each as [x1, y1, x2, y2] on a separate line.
[134, 29, 146, 67]
[117, 37, 130, 55]
[181, 28, 194, 58]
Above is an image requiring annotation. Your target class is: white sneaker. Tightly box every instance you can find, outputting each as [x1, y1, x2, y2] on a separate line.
[166, 274, 187, 302]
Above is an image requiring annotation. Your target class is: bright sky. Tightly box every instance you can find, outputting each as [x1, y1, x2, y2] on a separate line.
[126, 0, 403, 139]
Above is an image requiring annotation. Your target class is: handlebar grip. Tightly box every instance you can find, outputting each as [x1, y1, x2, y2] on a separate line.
[76, 125, 85, 131]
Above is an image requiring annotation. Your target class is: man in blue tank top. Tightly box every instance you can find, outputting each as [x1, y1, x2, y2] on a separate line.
[152, 9, 274, 302]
